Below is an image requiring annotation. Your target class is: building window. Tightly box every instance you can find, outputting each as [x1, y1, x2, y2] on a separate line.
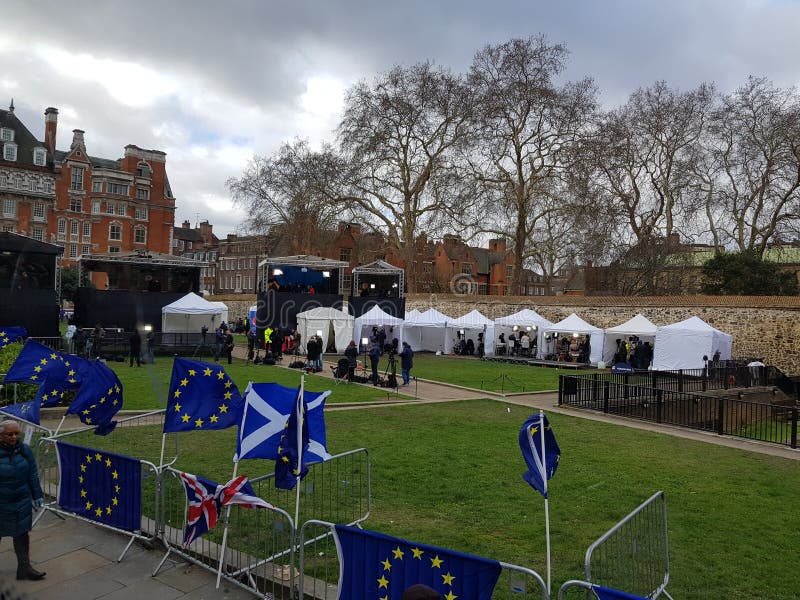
[136, 188, 149, 200]
[69, 245, 78, 258]
[70, 167, 84, 191]
[69, 197, 82, 212]
[92, 180, 103, 193]
[32, 203, 45, 221]
[109, 246, 121, 253]
[83, 222, 91, 239]
[57, 218, 67, 240]
[116, 204, 126, 216]
[422, 262, 432, 274]
[134, 227, 146, 244]
[92, 201, 100, 214]
[461, 262, 473, 275]
[506, 265, 514, 279]
[109, 223, 122, 241]
[32, 227, 43, 241]
[82, 245, 90, 256]
[70, 220, 79, 241]
[33, 148, 46, 166]
[339, 248, 352, 262]
[134, 206, 148, 220]
[107, 182, 128, 196]
[136, 163, 151, 178]
[3, 143, 17, 162]
[0, 128, 13, 142]
[2, 199, 14, 217]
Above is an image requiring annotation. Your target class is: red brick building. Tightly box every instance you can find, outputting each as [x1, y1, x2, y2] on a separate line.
[0, 102, 175, 287]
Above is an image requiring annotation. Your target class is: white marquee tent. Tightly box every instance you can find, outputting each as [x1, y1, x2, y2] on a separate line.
[602, 314, 658, 363]
[161, 292, 225, 333]
[494, 309, 553, 358]
[543, 313, 604, 364]
[405, 309, 421, 321]
[401, 308, 451, 353]
[652, 316, 733, 370]
[208, 301, 229, 325]
[352, 305, 404, 349]
[447, 310, 495, 356]
[296, 306, 355, 354]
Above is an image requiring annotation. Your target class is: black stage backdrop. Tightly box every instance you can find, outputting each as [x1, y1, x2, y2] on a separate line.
[348, 297, 405, 318]
[74, 288, 185, 331]
[254, 291, 343, 332]
[0, 289, 59, 337]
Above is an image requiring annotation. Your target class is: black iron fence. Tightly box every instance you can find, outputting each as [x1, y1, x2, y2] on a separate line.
[559, 374, 798, 449]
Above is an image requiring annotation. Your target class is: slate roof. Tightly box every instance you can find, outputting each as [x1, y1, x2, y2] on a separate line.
[0, 107, 48, 168]
[52, 149, 120, 170]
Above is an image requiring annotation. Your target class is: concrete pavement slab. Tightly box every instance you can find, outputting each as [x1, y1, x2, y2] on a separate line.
[16, 548, 111, 594]
[32, 570, 125, 600]
[89, 576, 186, 600]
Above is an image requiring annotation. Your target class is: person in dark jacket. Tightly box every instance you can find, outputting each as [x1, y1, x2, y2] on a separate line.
[368, 339, 381, 384]
[399, 341, 414, 386]
[129, 330, 142, 367]
[223, 330, 235, 365]
[0, 420, 46, 580]
[306, 336, 320, 372]
[344, 340, 359, 380]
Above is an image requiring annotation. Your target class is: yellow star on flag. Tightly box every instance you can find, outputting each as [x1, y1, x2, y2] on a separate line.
[377, 575, 389, 589]
[392, 547, 404, 560]
[381, 558, 392, 571]
[411, 547, 424, 559]
[430, 555, 444, 568]
[203, 367, 212, 376]
[219, 404, 228, 413]
[173, 402, 182, 412]
[188, 369, 197, 376]
[217, 371, 224, 380]
[444, 592, 457, 600]
[195, 417, 204, 427]
[180, 378, 188, 386]
[181, 413, 190, 423]
[174, 389, 181, 398]
[442, 572, 455, 585]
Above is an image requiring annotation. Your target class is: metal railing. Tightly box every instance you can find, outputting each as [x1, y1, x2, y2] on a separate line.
[298, 520, 550, 600]
[559, 376, 799, 448]
[583, 491, 673, 599]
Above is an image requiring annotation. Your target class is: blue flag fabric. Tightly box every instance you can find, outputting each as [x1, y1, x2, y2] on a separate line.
[66, 361, 123, 435]
[163, 358, 243, 433]
[1, 401, 41, 425]
[56, 441, 142, 532]
[4, 340, 75, 385]
[0, 326, 27, 350]
[519, 413, 561, 499]
[334, 524, 501, 600]
[274, 387, 309, 490]
[236, 382, 331, 462]
[593, 585, 649, 600]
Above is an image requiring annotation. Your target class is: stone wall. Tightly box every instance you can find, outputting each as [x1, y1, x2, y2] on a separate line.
[212, 293, 800, 374]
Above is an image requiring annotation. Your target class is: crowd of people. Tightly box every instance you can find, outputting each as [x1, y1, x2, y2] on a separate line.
[612, 337, 654, 369]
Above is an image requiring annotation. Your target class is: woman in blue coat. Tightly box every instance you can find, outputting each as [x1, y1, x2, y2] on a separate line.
[0, 419, 46, 580]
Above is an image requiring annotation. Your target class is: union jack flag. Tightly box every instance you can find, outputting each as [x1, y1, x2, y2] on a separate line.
[179, 472, 273, 545]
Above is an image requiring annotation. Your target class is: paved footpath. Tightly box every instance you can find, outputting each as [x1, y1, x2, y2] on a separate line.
[8, 351, 797, 599]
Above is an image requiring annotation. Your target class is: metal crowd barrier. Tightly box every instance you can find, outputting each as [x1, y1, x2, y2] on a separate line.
[584, 491, 672, 600]
[154, 466, 297, 599]
[298, 520, 550, 600]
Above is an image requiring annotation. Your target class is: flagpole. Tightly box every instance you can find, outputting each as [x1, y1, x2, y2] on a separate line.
[215, 460, 239, 589]
[293, 375, 305, 529]
[52, 415, 67, 437]
[540, 409, 551, 596]
[158, 433, 167, 470]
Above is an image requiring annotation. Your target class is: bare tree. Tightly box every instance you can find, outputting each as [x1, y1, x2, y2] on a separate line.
[226, 139, 343, 254]
[704, 77, 800, 256]
[591, 81, 714, 246]
[467, 36, 597, 292]
[332, 62, 474, 292]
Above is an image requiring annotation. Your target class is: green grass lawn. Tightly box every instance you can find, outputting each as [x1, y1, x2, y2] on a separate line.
[63, 399, 799, 599]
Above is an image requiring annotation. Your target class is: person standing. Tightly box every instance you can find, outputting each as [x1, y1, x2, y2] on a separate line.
[306, 335, 320, 372]
[223, 330, 235, 365]
[313, 335, 324, 371]
[399, 341, 414, 386]
[128, 330, 142, 367]
[344, 340, 359, 380]
[213, 326, 225, 362]
[65, 320, 77, 354]
[0, 420, 46, 581]
[369, 339, 381, 385]
[92, 323, 105, 359]
[246, 327, 257, 361]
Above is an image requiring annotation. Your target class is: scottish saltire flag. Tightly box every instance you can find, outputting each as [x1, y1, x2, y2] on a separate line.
[163, 358, 243, 433]
[179, 472, 273, 545]
[66, 361, 123, 435]
[519, 412, 561, 499]
[236, 382, 331, 462]
[274, 385, 309, 490]
[0, 326, 26, 350]
[592, 585, 649, 600]
[56, 441, 142, 532]
[334, 525, 502, 600]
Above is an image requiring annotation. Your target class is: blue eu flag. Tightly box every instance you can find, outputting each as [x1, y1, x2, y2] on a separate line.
[0, 326, 26, 350]
[66, 361, 123, 435]
[1, 399, 41, 425]
[274, 386, 308, 490]
[4, 339, 74, 384]
[163, 358, 243, 433]
[519, 412, 561, 499]
[56, 441, 142, 532]
[334, 525, 501, 600]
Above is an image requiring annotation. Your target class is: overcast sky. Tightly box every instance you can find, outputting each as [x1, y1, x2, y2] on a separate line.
[2, 0, 799, 236]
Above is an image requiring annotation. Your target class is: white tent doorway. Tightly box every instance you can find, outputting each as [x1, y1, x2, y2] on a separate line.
[602, 314, 658, 365]
[543, 313, 604, 364]
[296, 306, 355, 355]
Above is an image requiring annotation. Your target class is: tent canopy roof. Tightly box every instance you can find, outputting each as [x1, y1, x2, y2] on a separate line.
[494, 308, 552, 327]
[606, 314, 657, 336]
[296, 306, 354, 321]
[451, 309, 492, 326]
[356, 305, 404, 325]
[547, 312, 602, 334]
[162, 292, 223, 315]
[352, 259, 403, 274]
[406, 308, 451, 325]
[657, 316, 730, 335]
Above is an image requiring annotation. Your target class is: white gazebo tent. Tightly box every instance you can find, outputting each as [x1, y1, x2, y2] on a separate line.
[447, 310, 495, 356]
[161, 292, 224, 333]
[602, 314, 658, 364]
[401, 308, 451, 353]
[352, 305, 404, 348]
[296, 306, 355, 354]
[543, 313, 604, 364]
[494, 309, 553, 358]
[208, 301, 229, 325]
[405, 309, 421, 321]
[652, 316, 733, 371]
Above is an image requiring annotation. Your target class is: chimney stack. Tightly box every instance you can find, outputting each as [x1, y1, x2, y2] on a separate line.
[70, 129, 86, 153]
[44, 107, 58, 154]
[182, 220, 191, 229]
